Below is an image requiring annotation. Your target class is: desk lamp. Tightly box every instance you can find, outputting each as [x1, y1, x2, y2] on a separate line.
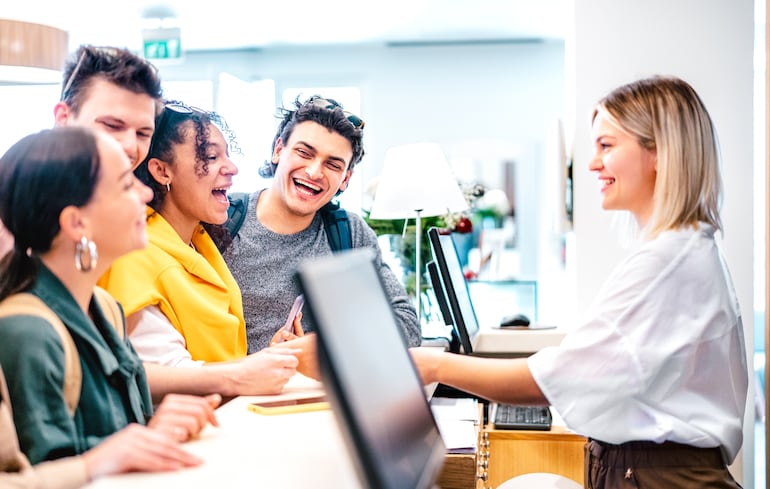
[369, 142, 468, 321]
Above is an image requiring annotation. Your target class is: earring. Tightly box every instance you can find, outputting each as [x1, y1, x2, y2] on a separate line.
[166, 182, 171, 192]
[75, 236, 98, 272]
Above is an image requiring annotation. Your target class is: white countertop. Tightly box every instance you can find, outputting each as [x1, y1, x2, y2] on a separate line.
[83, 375, 362, 489]
[474, 325, 566, 354]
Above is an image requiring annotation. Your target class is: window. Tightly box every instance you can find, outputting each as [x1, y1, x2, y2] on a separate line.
[217, 74, 276, 192]
[162, 80, 213, 109]
[164, 76, 277, 193]
[281, 86, 361, 115]
[0, 84, 60, 154]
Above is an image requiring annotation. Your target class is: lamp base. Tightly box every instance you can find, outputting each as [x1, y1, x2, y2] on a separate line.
[414, 209, 422, 322]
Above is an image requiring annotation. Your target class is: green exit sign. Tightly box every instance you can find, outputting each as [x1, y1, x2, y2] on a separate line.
[142, 27, 182, 60]
[143, 39, 181, 59]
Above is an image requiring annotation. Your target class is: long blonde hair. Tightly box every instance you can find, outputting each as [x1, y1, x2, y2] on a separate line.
[593, 76, 722, 238]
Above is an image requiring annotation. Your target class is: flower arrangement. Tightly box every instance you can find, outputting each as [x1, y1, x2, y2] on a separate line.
[441, 181, 485, 234]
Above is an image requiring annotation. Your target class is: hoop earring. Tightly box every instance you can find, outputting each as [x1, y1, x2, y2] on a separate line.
[75, 236, 98, 272]
[166, 182, 171, 192]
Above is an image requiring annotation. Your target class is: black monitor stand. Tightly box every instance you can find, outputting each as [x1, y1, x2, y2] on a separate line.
[448, 328, 461, 354]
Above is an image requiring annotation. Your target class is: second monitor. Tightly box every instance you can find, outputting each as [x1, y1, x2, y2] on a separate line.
[427, 227, 482, 354]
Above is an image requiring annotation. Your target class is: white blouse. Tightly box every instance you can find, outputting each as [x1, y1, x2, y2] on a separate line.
[528, 224, 747, 463]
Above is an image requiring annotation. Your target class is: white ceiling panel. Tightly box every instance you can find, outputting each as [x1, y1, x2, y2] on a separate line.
[1, 0, 569, 52]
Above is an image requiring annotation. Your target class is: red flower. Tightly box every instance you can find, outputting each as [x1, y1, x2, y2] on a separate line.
[454, 216, 473, 234]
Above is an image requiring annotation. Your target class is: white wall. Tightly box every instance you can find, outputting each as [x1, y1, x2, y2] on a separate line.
[568, 0, 755, 484]
[160, 42, 565, 177]
[139, 19, 760, 480]
[158, 42, 565, 280]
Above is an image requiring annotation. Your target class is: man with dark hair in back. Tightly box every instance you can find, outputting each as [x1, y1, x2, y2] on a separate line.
[0, 45, 160, 261]
[224, 96, 422, 352]
[0, 43, 299, 399]
[55, 44, 162, 170]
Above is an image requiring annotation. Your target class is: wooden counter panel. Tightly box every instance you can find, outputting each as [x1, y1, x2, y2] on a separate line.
[486, 427, 586, 487]
[437, 403, 486, 489]
[438, 453, 480, 489]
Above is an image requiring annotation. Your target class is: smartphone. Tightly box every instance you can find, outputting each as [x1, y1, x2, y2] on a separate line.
[248, 395, 329, 415]
[278, 294, 304, 339]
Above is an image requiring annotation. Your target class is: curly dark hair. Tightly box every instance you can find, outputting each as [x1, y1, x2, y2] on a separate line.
[258, 95, 365, 185]
[134, 101, 239, 251]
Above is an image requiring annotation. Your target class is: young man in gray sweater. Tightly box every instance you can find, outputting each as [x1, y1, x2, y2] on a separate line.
[224, 96, 421, 352]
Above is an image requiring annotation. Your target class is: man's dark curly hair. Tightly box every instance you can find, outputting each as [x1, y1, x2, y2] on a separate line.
[134, 101, 240, 251]
[258, 95, 365, 182]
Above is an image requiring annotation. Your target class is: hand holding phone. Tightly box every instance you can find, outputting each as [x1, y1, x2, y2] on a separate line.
[274, 294, 304, 343]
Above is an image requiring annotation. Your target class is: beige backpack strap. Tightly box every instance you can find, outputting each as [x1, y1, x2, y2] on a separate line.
[0, 294, 81, 416]
[92, 286, 125, 340]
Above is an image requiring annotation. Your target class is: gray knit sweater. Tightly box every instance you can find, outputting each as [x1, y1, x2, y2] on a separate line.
[223, 190, 422, 352]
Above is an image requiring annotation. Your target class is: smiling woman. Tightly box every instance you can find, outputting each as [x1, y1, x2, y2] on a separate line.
[99, 101, 248, 365]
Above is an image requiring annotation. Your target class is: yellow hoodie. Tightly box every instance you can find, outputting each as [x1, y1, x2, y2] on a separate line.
[100, 208, 246, 362]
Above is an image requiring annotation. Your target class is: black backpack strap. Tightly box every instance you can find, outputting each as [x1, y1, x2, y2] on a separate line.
[320, 201, 352, 252]
[226, 192, 250, 237]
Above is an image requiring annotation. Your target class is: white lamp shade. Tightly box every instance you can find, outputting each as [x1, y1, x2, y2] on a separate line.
[369, 142, 468, 219]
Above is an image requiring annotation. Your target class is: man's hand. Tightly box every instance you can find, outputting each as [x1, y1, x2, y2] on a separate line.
[270, 311, 305, 345]
[271, 334, 319, 381]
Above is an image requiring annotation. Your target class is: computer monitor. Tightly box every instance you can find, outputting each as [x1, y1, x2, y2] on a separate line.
[426, 260, 461, 354]
[296, 248, 446, 489]
[427, 227, 481, 354]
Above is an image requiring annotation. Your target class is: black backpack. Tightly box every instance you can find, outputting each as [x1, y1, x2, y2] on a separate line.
[226, 192, 352, 252]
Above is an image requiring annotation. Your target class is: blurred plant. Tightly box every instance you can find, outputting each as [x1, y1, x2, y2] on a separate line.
[362, 178, 509, 297]
[361, 215, 439, 295]
[474, 188, 511, 221]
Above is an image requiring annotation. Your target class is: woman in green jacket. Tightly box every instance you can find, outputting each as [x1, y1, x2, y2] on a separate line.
[0, 127, 220, 469]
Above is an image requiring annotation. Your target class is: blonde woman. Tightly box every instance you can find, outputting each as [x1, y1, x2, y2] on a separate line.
[410, 76, 746, 489]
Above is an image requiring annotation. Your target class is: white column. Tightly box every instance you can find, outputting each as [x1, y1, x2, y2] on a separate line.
[567, 0, 755, 484]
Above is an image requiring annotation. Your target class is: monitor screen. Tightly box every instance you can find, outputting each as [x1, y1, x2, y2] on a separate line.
[427, 227, 481, 354]
[297, 248, 446, 489]
[427, 260, 460, 354]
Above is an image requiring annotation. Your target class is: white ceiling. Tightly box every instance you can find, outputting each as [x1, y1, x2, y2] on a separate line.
[2, 0, 570, 52]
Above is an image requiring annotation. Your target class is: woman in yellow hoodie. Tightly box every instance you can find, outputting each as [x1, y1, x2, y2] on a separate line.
[100, 101, 303, 393]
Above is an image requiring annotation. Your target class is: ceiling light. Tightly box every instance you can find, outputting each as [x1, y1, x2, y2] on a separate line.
[0, 18, 68, 84]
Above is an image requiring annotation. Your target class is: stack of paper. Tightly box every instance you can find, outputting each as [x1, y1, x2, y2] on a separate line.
[430, 397, 479, 454]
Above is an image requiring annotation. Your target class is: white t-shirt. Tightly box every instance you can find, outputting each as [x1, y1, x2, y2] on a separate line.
[129, 306, 203, 368]
[528, 223, 748, 463]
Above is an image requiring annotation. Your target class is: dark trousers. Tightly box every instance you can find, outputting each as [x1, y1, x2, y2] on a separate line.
[585, 439, 743, 489]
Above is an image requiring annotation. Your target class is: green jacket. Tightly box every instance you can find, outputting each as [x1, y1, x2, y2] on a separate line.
[0, 262, 152, 464]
